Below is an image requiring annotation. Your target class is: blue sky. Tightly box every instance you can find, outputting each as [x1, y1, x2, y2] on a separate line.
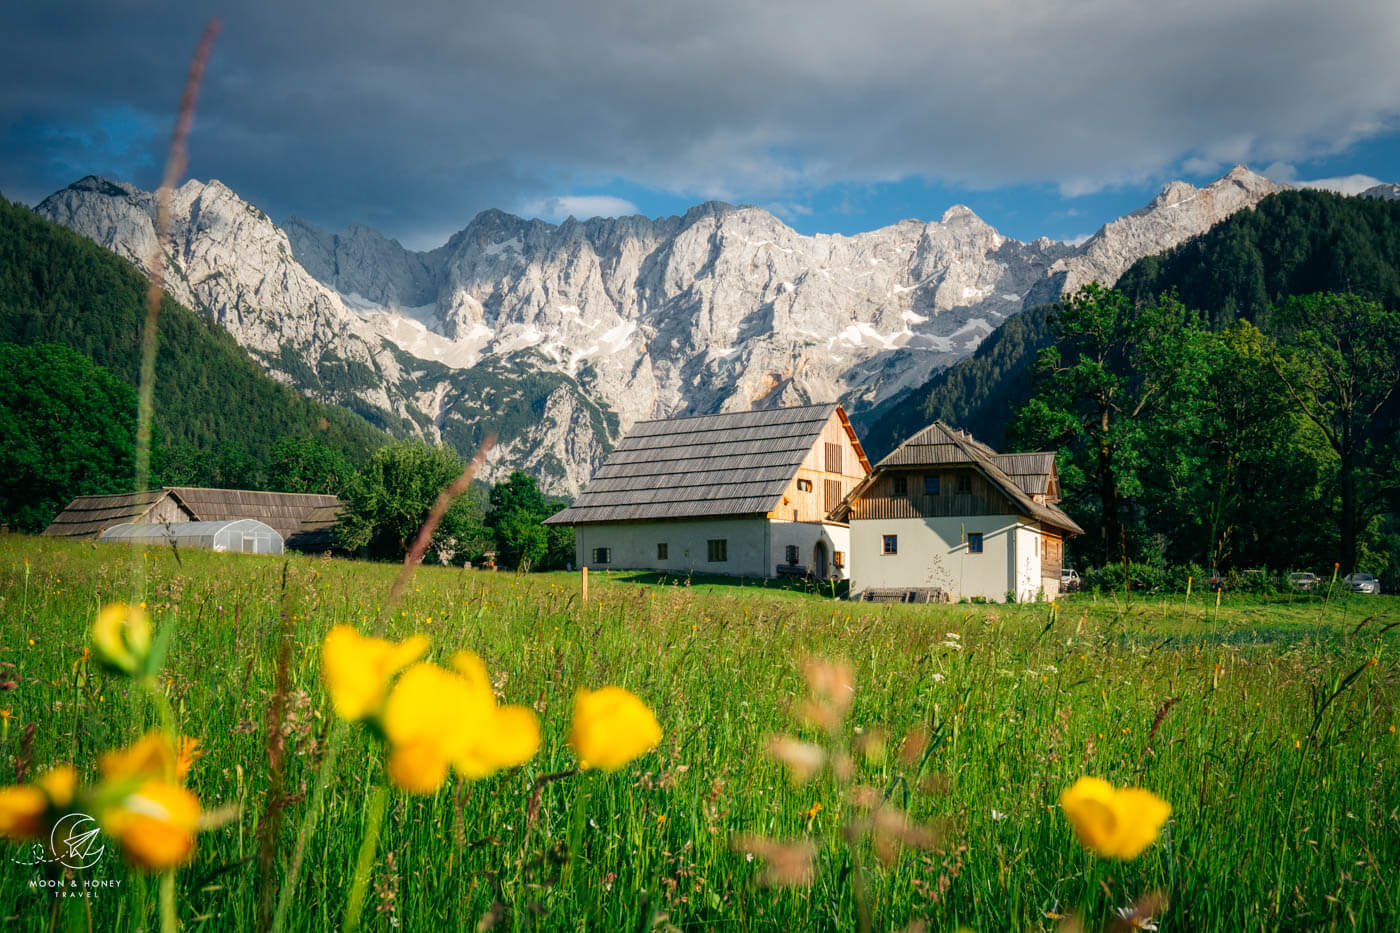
[2, 1, 1397, 250]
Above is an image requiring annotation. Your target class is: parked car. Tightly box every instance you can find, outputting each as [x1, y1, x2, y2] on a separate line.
[1060, 568, 1080, 592]
[1344, 573, 1381, 595]
[1288, 571, 1319, 591]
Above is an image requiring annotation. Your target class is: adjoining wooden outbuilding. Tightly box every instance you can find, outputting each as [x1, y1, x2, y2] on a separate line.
[43, 487, 342, 553]
[835, 421, 1082, 602]
[544, 403, 870, 579]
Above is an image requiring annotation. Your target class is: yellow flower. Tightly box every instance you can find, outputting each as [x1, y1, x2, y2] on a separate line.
[1059, 777, 1170, 859]
[0, 785, 47, 840]
[568, 686, 662, 772]
[382, 655, 540, 793]
[100, 731, 200, 783]
[0, 766, 79, 840]
[321, 626, 429, 721]
[102, 780, 201, 869]
[90, 603, 153, 675]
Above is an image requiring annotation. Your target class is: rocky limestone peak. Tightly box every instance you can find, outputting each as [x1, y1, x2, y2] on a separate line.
[37, 165, 1317, 496]
[1361, 182, 1400, 201]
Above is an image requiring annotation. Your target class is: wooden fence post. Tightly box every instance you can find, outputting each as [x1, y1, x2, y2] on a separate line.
[581, 566, 589, 603]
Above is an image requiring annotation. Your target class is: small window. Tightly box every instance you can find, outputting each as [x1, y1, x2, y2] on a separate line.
[833, 550, 845, 568]
[967, 533, 983, 554]
[785, 545, 799, 564]
[882, 534, 898, 555]
[707, 539, 728, 562]
[957, 473, 972, 494]
[924, 475, 940, 495]
[825, 443, 842, 473]
[892, 475, 907, 496]
[796, 478, 813, 492]
[592, 547, 611, 564]
[656, 543, 668, 560]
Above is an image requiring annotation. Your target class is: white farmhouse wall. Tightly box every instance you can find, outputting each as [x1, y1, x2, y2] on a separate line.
[851, 515, 1047, 602]
[576, 518, 773, 578]
[1014, 524, 1044, 602]
[768, 520, 851, 580]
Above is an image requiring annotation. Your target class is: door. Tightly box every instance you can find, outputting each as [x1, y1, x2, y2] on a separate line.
[813, 542, 829, 579]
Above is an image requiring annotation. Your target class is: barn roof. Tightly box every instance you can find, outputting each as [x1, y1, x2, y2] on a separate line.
[544, 403, 867, 525]
[43, 487, 343, 551]
[842, 422, 1082, 534]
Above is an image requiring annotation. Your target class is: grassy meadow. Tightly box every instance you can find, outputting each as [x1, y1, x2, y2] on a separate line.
[0, 534, 1397, 931]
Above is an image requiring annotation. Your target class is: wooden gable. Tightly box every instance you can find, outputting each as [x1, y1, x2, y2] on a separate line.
[769, 407, 871, 523]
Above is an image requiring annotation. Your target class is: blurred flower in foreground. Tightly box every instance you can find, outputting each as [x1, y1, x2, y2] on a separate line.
[91, 603, 153, 674]
[381, 653, 540, 793]
[569, 686, 662, 771]
[0, 767, 76, 840]
[1059, 777, 1170, 859]
[321, 625, 429, 721]
[102, 780, 201, 869]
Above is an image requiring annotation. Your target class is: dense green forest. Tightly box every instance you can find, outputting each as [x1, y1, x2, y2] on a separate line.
[0, 193, 389, 528]
[862, 190, 1400, 456]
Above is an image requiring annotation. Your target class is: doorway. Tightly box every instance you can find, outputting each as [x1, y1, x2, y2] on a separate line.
[813, 541, 829, 579]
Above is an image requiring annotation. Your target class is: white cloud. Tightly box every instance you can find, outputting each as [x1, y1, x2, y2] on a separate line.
[518, 195, 641, 223]
[1263, 163, 1384, 195]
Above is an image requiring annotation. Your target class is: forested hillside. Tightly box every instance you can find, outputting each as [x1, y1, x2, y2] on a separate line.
[861, 190, 1400, 457]
[0, 194, 388, 528]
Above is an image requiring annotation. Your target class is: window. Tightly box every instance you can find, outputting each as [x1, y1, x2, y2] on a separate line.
[792, 510, 798, 522]
[967, 533, 983, 553]
[707, 539, 728, 562]
[892, 475, 907, 496]
[656, 543, 668, 560]
[825, 442, 842, 473]
[825, 479, 843, 512]
[796, 478, 813, 492]
[592, 547, 611, 564]
[882, 534, 898, 555]
[785, 545, 800, 565]
[924, 475, 940, 495]
[957, 473, 972, 494]
[833, 550, 845, 568]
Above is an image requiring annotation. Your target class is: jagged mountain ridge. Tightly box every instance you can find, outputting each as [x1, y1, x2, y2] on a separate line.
[38, 166, 1282, 494]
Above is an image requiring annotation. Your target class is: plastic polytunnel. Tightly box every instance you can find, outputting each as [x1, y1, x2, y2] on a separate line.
[98, 520, 285, 555]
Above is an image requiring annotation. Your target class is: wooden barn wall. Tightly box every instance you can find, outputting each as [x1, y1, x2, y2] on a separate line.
[769, 412, 869, 522]
[849, 468, 1018, 521]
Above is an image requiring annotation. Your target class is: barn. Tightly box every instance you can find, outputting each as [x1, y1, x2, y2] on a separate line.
[544, 404, 871, 579]
[43, 487, 343, 553]
[837, 421, 1081, 602]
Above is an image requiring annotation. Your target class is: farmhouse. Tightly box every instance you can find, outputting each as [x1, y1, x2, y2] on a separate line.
[43, 487, 342, 553]
[836, 421, 1082, 602]
[544, 404, 870, 579]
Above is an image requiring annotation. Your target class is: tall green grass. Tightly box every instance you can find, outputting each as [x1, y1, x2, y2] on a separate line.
[0, 535, 1396, 930]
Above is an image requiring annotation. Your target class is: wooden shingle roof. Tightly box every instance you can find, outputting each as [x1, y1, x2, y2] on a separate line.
[43, 487, 343, 551]
[40, 490, 187, 539]
[545, 403, 860, 525]
[845, 422, 1082, 534]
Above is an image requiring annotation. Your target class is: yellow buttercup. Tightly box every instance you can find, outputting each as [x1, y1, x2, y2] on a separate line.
[1059, 777, 1171, 859]
[569, 686, 662, 772]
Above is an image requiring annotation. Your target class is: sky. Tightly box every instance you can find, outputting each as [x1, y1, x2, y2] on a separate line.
[2, 1, 1398, 251]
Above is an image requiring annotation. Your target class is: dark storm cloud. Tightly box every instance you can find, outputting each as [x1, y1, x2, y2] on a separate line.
[3, 0, 1398, 246]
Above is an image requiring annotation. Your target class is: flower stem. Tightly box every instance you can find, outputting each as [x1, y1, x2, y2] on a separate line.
[159, 870, 177, 933]
[344, 783, 389, 933]
[565, 776, 592, 888]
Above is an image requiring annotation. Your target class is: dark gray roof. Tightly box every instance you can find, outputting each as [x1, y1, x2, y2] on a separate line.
[44, 487, 343, 551]
[545, 404, 864, 524]
[845, 422, 1082, 534]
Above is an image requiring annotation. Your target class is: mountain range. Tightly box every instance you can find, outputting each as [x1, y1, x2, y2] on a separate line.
[35, 166, 1304, 493]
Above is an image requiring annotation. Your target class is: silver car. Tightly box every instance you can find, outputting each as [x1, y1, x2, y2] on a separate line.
[1288, 572, 1319, 591]
[1344, 573, 1381, 595]
[1060, 568, 1080, 592]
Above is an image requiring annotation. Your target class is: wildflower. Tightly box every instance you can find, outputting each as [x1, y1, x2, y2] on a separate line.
[802, 802, 823, 820]
[0, 767, 76, 840]
[100, 731, 199, 782]
[321, 626, 429, 721]
[90, 603, 153, 675]
[1059, 777, 1170, 859]
[569, 686, 662, 771]
[101, 780, 201, 869]
[382, 654, 539, 793]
